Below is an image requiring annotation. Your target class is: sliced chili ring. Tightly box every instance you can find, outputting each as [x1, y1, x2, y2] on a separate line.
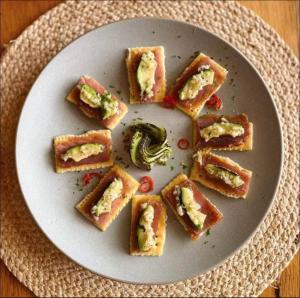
[177, 138, 190, 150]
[82, 172, 102, 186]
[162, 95, 176, 109]
[139, 176, 154, 193]
[205, 94, 223, 110]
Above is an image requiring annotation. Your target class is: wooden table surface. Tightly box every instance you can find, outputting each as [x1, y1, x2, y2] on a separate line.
[0, 1, 299, 297]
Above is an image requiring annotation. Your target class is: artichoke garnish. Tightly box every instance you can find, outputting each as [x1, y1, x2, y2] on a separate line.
[129, 122, 172, 170]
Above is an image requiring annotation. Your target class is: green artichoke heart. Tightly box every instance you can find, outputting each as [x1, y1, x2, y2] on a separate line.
[129, 122, 172, 170]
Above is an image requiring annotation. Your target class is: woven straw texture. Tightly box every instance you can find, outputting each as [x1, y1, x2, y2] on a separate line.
[1, 1, 299, 297]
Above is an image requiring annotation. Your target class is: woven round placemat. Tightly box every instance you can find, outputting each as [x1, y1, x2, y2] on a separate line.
[1, 1, 299, 297]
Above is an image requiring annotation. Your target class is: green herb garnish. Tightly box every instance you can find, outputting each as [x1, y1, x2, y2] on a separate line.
[180, 162, 187, 170]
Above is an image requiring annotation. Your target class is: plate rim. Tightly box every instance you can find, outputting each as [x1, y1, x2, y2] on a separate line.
[15, 16, 283, 285]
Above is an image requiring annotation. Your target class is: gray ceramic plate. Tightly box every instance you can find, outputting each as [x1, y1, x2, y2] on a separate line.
[16, 18, 282, 284]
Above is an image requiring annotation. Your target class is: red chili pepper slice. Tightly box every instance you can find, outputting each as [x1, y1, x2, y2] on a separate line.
[177, 138, 190, 150]
[82, 172, 102, 186]
[205, 94, 223, 110]
[139, 176, 154, 193]
[162, 95, 176, 109]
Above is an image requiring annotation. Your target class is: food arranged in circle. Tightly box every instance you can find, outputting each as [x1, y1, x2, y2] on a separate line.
[193, 113, 253, 151]
[126, 46, 166, 104]
[53, 45, 253, 256]
[76, 164, 139, 231]
[161, 173, 223, 240]
[168, 52, 228, 118]
[53, 130, 114, 173]
[190, 151, 252, 199]
[66, 76, 128, 129]
[130, 195, 167, 256]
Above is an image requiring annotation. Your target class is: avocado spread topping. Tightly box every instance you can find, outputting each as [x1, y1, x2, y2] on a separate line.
[173, 186, 206, 229]
[180, 187, 206, 229]
[179, 67, 214, 101]
[200, 119, 244, 142]
[61, 143, 104, 162]
[100, 92, 119, 120]
[137, 51, 157, 98]
[193, 151, 203, 165]
[80, 84, 102, 108]
[91, 178, 123, 217]
[137, 203, 156, 251]
[79, 84, 118, 119]
[205, 164, 244, 188]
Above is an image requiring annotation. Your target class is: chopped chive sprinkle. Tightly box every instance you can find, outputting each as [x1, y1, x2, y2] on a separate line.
[177, 55, 181, 59]
[109, 85, 115, 88]
[206, 229, 210, 236]
[117, 90, 121, 95]
[204, 241, 208, 244]
[134, 111, 139, 114]
[170, 166, 174, 171]
[180, 162, 187, 170]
